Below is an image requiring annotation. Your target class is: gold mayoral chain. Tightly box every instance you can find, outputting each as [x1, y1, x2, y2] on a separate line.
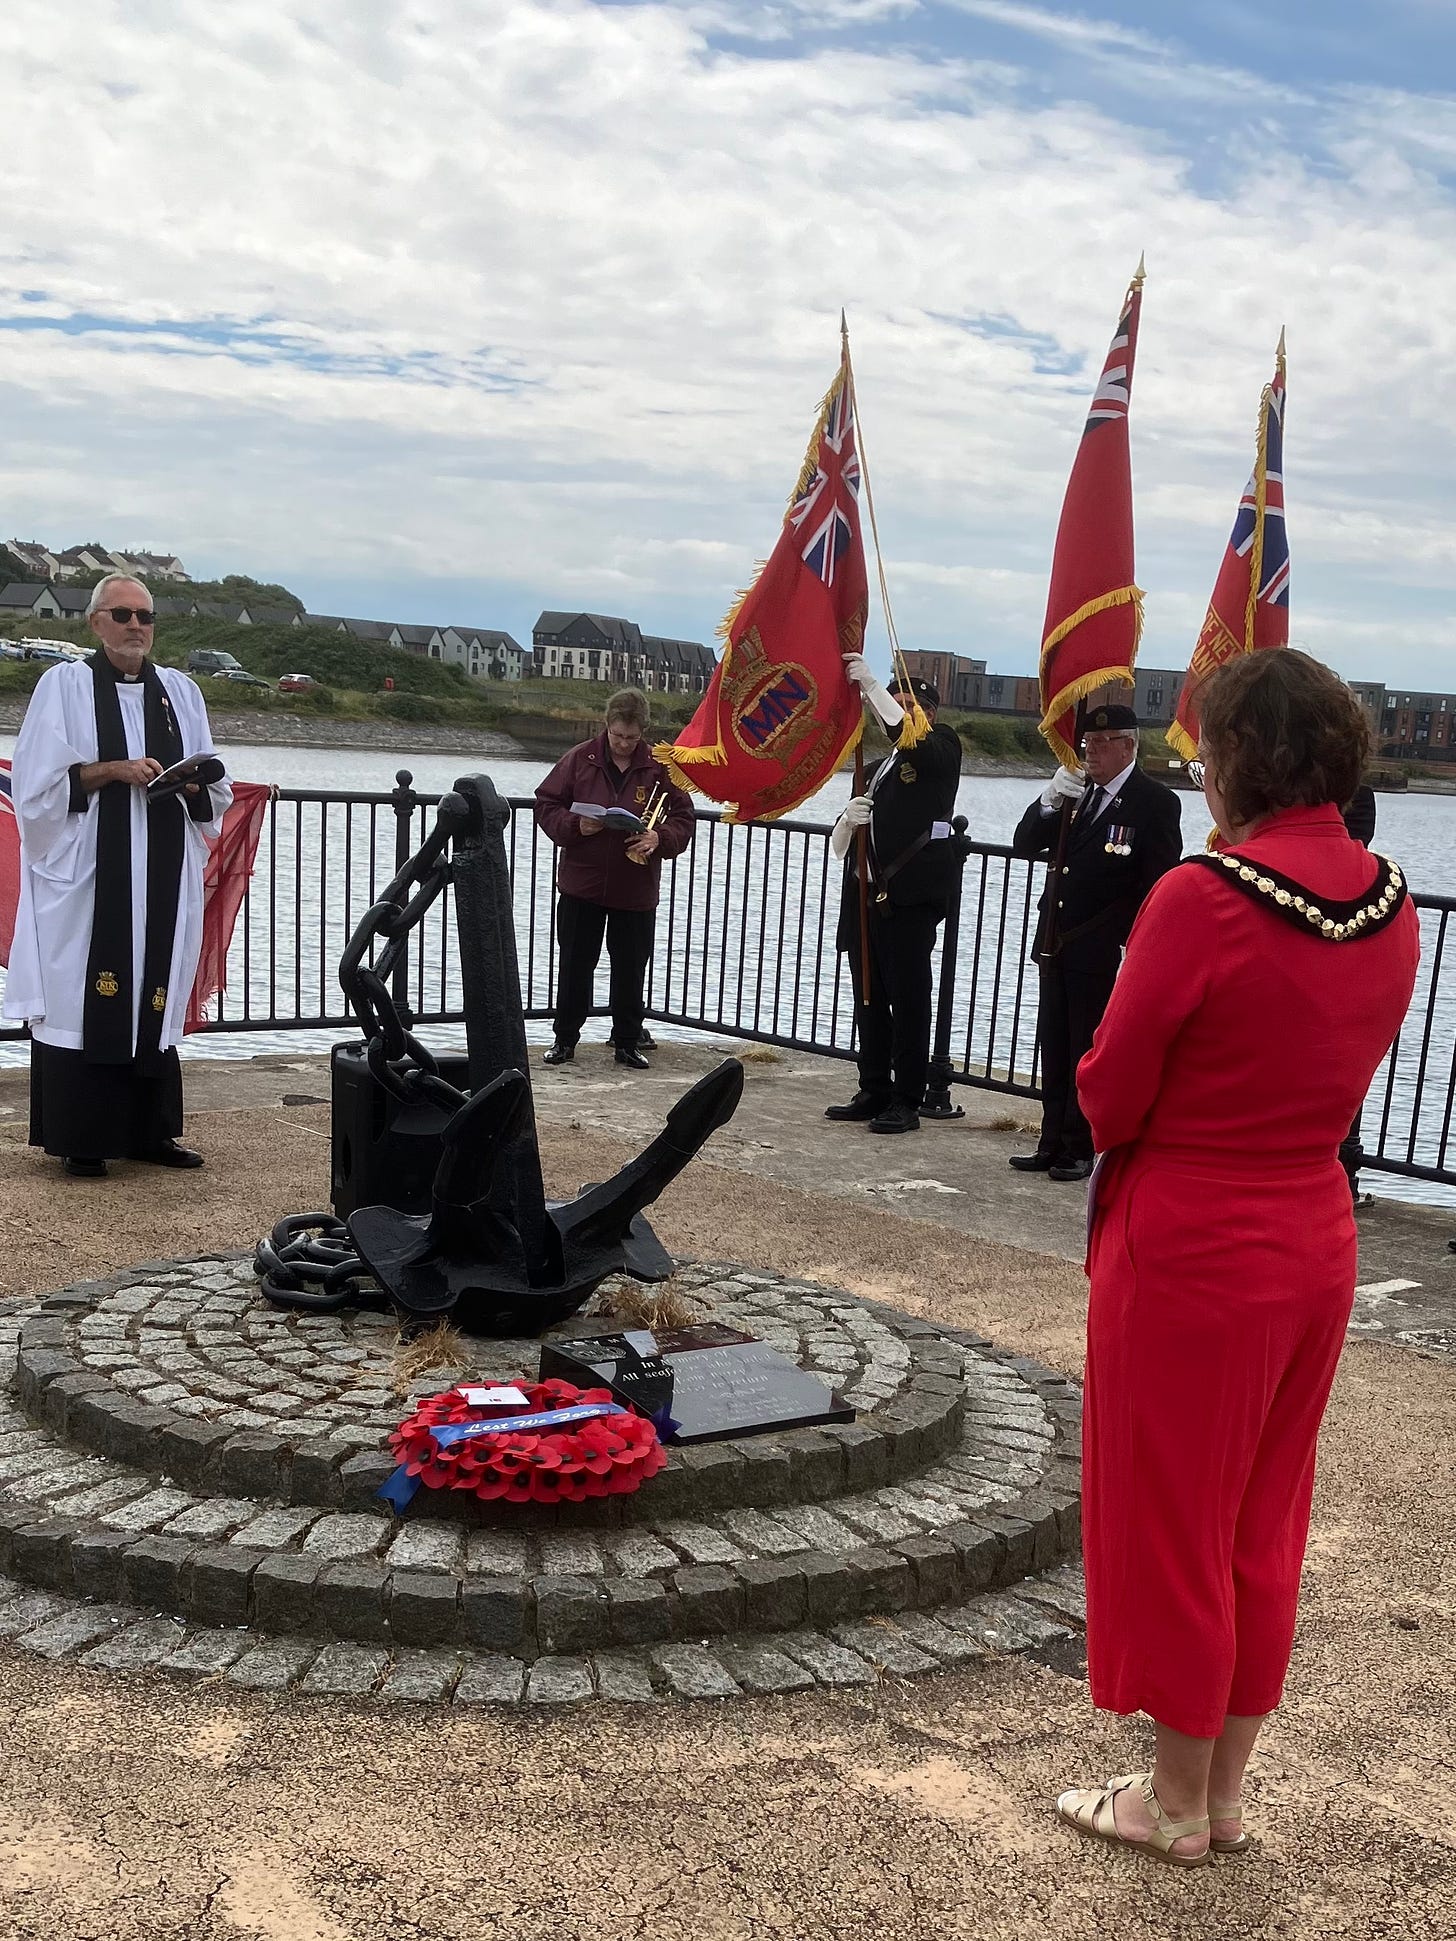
[626, 786, 669, 864]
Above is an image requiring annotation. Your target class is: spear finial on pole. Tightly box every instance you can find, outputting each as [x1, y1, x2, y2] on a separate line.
[1132, 252, 1147, 287]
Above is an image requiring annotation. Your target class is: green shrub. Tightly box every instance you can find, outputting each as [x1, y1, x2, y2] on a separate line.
[371, 690, 448, 725]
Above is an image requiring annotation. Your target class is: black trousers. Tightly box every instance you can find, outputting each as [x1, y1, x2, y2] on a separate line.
[1033, 959, 1118, 1164]
[847, 900, 940, 1110]
[552, 895, 655, 1048]
[29, 1041, 184, 1160]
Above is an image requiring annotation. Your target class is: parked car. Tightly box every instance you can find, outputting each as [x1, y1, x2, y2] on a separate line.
[277, 672, 317, 693]
[21, 640, 91, 664]
[212, 668, 273, 689]
[187, 649, 242, 676]
[0, 641, 27, 661]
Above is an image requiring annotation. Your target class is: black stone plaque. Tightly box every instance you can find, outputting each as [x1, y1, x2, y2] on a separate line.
[538, 1323, 854, 1444]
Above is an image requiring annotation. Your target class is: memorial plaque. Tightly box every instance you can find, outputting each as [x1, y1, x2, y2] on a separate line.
[539, 1323, 854, 1443]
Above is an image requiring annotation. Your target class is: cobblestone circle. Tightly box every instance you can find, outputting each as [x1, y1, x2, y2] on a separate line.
[0, 1258, 1087, 1704]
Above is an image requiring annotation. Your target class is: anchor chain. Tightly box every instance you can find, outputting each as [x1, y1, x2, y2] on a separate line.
[255, 791, 472, 1314]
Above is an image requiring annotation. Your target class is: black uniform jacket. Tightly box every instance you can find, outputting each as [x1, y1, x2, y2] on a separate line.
[1012, 764, 1183, 972]
[838, 718, 962, 945]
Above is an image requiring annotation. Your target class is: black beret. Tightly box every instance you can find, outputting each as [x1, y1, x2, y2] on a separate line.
[888, 674, 940, 709]
[1082, 703, 1138, 733]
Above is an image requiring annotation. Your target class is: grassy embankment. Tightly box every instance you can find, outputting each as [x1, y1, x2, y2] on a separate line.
[0, 618, 707, 741]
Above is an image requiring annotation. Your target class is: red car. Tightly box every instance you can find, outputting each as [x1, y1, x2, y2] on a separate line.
[277, 672, 317, 693]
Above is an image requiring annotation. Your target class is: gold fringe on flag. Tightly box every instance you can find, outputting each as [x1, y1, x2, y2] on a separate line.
[1038, 586, 1144, 767]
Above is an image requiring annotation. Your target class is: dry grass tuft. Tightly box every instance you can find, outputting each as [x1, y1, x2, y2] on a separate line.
[989, 1112, 1041, 1135]
[390, 1319, 470, 1397]
[733, 1045, 784, 1065]
[592, 1277, 709, 1332]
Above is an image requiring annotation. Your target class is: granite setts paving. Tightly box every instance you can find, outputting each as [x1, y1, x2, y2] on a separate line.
[18, 1257, 978, 1518]
[0, 1258, 1085, 1702]
[0, 1559, 1086, 1704]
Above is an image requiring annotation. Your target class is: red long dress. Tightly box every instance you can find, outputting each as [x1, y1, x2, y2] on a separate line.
[1077, 803, 1420, 1738]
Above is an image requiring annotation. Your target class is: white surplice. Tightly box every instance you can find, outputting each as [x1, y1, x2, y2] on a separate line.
[3, 659, 232, 1054]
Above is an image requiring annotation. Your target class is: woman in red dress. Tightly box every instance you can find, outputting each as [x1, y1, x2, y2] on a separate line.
[1056, 652, 1420, 1866]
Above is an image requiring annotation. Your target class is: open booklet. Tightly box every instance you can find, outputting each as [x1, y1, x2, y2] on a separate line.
[570, 800, 645, 835]
[146, 752, 226, 800]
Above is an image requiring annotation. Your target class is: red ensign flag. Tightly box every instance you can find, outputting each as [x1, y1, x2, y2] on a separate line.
[1038, 266, 1145, 767]
[0, 759, 18, 968]
[1168, 337, 1289, 762]
[185, 780, 272, 1031]
[656, 345, 867, 823]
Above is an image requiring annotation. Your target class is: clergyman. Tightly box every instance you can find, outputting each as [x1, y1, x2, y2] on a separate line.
[4, 576, 231, 1177]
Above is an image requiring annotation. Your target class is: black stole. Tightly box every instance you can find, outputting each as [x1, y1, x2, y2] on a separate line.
[82, 654, 185, 1068]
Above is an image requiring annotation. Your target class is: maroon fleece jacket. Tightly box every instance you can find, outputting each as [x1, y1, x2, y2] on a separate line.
[533, 731, 696, 912]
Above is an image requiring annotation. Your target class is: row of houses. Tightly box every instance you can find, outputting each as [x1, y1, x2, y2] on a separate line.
[530, 612, 716, 694]
[7, 538, 188, 582]
[0, 580, 716, 693]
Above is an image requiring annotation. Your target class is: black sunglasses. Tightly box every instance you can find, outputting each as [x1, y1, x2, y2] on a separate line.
[102, 607, 155, 626]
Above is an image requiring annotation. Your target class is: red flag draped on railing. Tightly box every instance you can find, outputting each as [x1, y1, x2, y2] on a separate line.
[1038, 263, 1146, 767]
[0, 760, 18, 968]
[1, 764, 267, 1013]
[655, 339, 871, 823]
[1168, 334, 1289, 762]
[185, 780, 272, 1031]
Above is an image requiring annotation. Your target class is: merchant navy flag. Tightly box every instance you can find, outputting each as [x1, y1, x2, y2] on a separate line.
[656, 341, 867, 823]
[185, 780, 272, 1031]
[1038, 262, 1146, 768]
[0, 759, 17, 968]
[1169, 334, 1289, 762]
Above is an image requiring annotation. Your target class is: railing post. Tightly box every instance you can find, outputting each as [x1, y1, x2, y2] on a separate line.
[390, 768, 416, 1022]
[921, 814, 973, 1121]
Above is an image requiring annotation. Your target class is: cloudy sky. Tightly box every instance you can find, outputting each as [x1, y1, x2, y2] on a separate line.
[4, 0, 1455, 686]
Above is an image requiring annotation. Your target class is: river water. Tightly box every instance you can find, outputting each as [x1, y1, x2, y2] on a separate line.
[4, 734, 1454, 1207]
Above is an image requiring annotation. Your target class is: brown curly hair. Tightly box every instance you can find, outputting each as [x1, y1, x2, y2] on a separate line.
[1197, 650, 1369, 830]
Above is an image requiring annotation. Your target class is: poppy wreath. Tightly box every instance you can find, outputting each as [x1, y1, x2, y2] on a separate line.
[387, 1378, 668, 1506]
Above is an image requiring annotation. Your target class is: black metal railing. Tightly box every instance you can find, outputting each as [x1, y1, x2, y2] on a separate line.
[2, 771, 1453, 1192]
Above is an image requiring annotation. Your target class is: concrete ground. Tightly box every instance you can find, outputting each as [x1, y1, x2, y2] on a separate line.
[0, 1045, 1451, 1938]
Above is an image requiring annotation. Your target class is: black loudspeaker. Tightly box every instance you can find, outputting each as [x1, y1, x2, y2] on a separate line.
[329, 1041, 471, 1219]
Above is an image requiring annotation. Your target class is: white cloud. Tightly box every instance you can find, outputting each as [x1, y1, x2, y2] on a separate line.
[0, 0, 1452, 692]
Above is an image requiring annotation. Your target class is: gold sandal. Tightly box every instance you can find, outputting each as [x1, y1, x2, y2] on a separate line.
[1056, 1771, 1211, 1868]
[1209, 1800, 1251, 1855]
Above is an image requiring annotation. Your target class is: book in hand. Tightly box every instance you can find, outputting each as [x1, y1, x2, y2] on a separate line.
[570, 800, 645, 835]
[146, 753, 226, 800]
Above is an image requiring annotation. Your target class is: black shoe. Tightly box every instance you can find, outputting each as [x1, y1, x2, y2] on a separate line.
[615, 1045, 650, 1070]
[62, 1156, 107, 1179]
[1009, 1152, 1055, 1172]
[825, 1091, 889, 1122]
[543, 1041, 575, 1065]
[869, 1102, 921, 1135]
[132, 1142, 204, 1170]
[1048, 1159, 1093, 1182]
[637, 1030, 656, 1052]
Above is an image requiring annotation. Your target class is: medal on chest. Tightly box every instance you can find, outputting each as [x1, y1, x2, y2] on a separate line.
[1104, 824, 1134, 857]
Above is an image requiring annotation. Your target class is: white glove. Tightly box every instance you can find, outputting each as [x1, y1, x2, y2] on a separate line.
[1040, 765, 1085, 811]
[830, 794, 874, 859]
[842, 654, 904, 730]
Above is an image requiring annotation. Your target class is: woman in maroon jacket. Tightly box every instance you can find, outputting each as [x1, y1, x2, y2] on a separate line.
[1056, 651, 1419, 1866]
[533, 689, 695, 1068]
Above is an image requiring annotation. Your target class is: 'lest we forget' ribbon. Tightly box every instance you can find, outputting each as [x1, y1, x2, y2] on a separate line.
[377, 1402, 627, 1513]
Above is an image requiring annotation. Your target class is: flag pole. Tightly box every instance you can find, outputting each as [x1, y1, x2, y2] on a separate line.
[842, 312, 873, 998]
[1038, 698, 1087, 963]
